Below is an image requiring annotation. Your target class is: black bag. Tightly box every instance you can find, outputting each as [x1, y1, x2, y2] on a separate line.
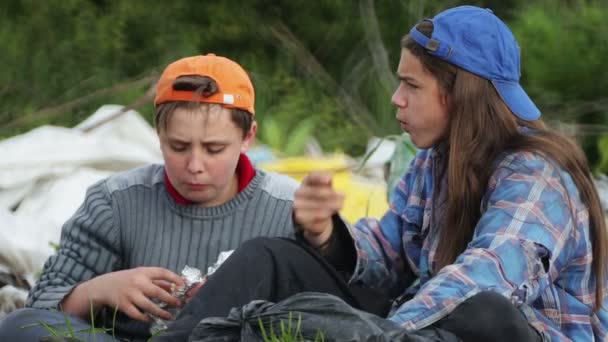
[188, 292, 460, 342]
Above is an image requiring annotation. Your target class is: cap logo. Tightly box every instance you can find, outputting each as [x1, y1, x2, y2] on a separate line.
[426, 39, 440, 52]
[223, 94, 235, 105]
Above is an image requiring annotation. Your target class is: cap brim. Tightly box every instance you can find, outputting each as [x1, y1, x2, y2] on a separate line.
[492, 80, 541, 121]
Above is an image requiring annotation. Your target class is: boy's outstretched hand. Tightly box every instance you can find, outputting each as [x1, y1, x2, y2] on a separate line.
[293, 172, 345, 249]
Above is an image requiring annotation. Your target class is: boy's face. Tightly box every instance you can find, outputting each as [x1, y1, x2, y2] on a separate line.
[392, 48, 450, 149]
[159, 105, 256, 207]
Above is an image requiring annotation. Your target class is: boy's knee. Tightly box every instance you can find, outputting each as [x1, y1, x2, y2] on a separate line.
[1, 308, 97, 341]
[232, 238, 313, 270]
[465, 291, 511, 310]
[240, 236, 277, 250]
[0, 308, 41, 337]
[238, 237, 294, 257]
[459, 291, 522, 326]
[440, 291, 539, 342]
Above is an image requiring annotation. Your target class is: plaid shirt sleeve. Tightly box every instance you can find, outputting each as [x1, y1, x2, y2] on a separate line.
[347, 151, 431, 298]
[388, 153, 581, 333]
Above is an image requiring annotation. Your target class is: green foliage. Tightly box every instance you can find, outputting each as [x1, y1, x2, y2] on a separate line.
[284, 119, 315, 157]
[258, 116, 316, 157]
[510, 1, 608, 169]
[48, 241, 60, 252]
[1, 0, 606, 163]
[596, 136, 608, 173]
[22, 311, 110, 341]
[22, 304, 170, 341]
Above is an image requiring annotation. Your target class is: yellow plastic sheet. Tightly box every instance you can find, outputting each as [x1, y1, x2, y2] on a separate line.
[259, 154, 389, 224]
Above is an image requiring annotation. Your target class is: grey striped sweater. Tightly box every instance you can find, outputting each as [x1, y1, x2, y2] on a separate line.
[26, 164, 298, 339]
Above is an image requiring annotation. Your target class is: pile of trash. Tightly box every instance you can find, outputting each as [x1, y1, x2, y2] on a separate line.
[0, 105, 164, 319]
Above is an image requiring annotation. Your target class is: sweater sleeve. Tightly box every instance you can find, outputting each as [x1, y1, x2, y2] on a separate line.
[26, 179, 122, 310]
[303, 215, 357, 275]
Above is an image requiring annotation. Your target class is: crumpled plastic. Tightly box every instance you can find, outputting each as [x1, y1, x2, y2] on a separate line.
[189, 292, 461, 342]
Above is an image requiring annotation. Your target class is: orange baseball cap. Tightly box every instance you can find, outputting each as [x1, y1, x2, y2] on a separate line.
[154, 53, 255, 115]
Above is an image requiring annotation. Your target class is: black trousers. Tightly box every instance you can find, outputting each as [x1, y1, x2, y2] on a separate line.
[159, 237, 542, 342]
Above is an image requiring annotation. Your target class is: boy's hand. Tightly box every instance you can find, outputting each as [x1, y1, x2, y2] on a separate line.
[183, 281, 205, 305]
[81, 267, 184, 322]
[293, 172, 345, 248]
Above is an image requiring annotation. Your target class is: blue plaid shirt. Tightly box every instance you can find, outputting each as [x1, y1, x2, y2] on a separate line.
[348, 147, 608, 341]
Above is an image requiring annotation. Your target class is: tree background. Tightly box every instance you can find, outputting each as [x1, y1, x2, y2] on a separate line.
[1, 0, 607, 169]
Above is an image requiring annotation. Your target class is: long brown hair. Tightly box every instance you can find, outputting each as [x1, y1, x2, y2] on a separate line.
[403, 21, 607, 310]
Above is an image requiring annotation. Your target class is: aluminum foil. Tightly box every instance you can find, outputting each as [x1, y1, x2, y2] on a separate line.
[149, 250, 234, 335]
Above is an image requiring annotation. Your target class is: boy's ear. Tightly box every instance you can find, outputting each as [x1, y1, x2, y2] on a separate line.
[441, 91, 452, 113]
[240, 121, 257, 153]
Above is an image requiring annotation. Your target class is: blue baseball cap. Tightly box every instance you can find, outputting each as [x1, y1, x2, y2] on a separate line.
[409, 6, 541, 121]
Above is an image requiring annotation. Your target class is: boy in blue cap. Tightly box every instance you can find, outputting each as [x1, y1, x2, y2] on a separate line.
[160, 6, 607, 341]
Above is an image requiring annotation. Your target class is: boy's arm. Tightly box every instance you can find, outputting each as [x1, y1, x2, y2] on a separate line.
[27, 179, 122, 317]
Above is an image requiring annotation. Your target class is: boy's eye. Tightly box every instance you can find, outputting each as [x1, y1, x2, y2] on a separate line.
[207, 147, 224, 154]
[170, 144, 187, 152]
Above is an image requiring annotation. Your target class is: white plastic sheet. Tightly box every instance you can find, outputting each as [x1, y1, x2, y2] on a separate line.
[0, 105, 162, 278]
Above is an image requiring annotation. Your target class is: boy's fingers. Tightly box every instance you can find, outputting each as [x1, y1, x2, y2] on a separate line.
[295, 193, 344, 210]
[153, 279, 173, 292]
[295, 186, 338, 202]
[147, 283, 180, 308]
[302, 172, 333, 186]
[123, 303, 152, 323]
[186, 282, 204, 298]
[143, 267, 184, 288]
[296, 207, 337, 221]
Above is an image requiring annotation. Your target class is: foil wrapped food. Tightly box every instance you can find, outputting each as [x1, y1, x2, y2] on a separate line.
[149, 250, 234, 335]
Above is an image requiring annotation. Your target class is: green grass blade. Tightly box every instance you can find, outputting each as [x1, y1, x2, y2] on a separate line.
[62, 313, 76, 336]
[280, 318, 287, 338]
[89, 299, 96, 342]
[287, 311, 293, 337]
[259, 317, 271, 342]
[111, 305, 119, 340]
[295, 314, 304, 340]
[37, 322, 62, 337]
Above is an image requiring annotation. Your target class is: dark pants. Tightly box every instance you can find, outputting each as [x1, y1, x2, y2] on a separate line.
[159, 237, 542, 342]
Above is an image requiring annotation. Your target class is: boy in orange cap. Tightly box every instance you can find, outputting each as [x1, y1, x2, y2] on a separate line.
[0, 54, 299, 341]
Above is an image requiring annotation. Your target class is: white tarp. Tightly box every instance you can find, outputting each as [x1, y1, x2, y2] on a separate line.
[0, 105, 162, 280]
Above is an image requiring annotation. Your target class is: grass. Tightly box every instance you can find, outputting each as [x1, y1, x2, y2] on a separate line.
[24, 304, 323, 342]
[258, 312, 325, 342]
[21, 302, 119, 342]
